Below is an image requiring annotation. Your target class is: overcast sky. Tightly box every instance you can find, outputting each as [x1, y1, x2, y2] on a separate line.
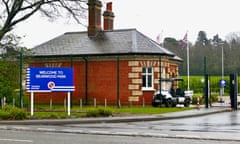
[14, 0, 240, 48]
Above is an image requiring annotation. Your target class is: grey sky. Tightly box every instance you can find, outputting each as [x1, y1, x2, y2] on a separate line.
[14, 0, 240, 48]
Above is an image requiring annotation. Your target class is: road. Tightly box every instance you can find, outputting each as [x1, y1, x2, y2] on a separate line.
[62, 110, 240, 141]
[1, 110, 240, 143]
[0, 130, 239, 144]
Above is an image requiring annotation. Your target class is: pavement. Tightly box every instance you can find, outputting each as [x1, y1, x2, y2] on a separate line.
[0, 106, 237, 142]
[0, 106, 231, 125]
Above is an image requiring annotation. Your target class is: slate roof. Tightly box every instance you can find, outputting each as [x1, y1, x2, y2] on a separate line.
[31, 29, 182, 61]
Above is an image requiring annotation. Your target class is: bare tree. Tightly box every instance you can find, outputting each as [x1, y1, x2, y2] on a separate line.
[0, 0, 88, 42]
[225, 32, 240, 46]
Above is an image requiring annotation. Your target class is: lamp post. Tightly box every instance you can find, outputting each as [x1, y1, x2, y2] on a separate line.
[19, 48, 23, 108]
[220, 42, 224, 103]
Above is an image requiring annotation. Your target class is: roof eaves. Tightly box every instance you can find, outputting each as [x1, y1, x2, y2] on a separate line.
[170, 55, 183, 62]
[31, 52, 173, 59]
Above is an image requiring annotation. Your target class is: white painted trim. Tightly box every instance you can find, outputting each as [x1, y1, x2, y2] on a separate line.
[142, 88, 155, 91]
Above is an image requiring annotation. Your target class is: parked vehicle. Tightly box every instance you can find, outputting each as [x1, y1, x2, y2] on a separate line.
[152, 78, 192, 107]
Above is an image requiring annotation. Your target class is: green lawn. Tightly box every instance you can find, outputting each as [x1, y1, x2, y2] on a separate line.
[31, 106, 193, 119]
[0, 105, 193, 120]
[110, 106, 192, 114]
[34, 105, 193, 114]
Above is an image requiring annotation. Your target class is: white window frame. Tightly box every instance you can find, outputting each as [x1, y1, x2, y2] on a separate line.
[142, 67, 154, 91]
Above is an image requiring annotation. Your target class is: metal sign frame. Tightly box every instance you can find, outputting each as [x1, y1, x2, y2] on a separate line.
[26, 67, 75, 92]
[26, 67, 75, 116]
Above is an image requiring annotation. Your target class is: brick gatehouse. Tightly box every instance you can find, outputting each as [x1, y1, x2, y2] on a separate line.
[28, 0, 182, 106]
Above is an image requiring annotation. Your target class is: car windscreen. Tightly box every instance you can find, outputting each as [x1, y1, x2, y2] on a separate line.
[161, 81, 172, 91]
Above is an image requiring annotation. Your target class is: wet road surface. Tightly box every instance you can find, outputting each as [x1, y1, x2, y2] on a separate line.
[0, 109, 240, 142]
[63, 110, 240, 141]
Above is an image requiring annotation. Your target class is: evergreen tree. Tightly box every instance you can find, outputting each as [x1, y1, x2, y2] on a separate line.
[196, 31, 209, 46]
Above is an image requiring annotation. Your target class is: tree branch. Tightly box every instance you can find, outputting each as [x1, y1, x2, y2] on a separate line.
[2, 0, 10, 14]
[0, 0, 87, 42]
[58, 1, 80, 23]
[11, 5, 41, 27]
[2, 0, 24, 33]
[20, 0, 58, 11]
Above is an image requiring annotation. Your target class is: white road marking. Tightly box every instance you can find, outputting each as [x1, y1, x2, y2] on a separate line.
[12, 126, 31, 130]
[88, 130, 111, 134]
[0, 126, 7, 129]
[0, 138, 33, 143]
[37, 128, 56, 131]
[143, 132, 169, 137]
[176, 134, 201, 139]
[113, 131, 139, 136]
[62, 129, 84, 133]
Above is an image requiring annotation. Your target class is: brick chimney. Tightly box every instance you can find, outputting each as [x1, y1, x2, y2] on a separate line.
[87, 0, 102, 37]
[103, 2, 114, 31]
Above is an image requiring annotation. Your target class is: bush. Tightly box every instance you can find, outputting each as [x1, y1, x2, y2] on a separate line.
[0, 105, 27, 120]
[0, 111, 10, 120]
[9, 108, 27, 120]
[192, 95, 204, 105]
[86, 108, 112, 117]
[192, 93, 218, 105]
[210, 93, 219, 103]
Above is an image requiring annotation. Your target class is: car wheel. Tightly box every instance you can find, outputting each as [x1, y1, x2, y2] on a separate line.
[184, 100, 190, 107]
[152, 102, 158, 107]
[165, 99, 173, 107]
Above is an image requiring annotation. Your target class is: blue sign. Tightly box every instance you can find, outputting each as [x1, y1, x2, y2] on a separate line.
[26, 67, 75, 92]
[220, 79, 226, 87]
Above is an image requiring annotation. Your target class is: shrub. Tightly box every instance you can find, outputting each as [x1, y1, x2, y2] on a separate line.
[192, 93, 218, 105]
[192, 95, 204, 105]
[0, 111, 10, 120]
[210, 93, 219, 103]
[86, 108, 112, 117]
[1, 105, 27, 120]
[9, 108, 27, 120]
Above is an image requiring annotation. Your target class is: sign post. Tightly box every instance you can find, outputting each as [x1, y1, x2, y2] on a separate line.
[31, 92, 34, 116]
[67, 92, 71, 116]
[26, 67, 75, 116]
[219, 79, 226, 103]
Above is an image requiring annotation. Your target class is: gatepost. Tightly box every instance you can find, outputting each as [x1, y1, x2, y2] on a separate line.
[230, 74, 238, 110]
[204, 74, 209, 108]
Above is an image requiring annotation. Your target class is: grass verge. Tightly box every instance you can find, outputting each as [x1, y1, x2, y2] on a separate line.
[0, 105, 193, 120]
[32, 106, 193, 119]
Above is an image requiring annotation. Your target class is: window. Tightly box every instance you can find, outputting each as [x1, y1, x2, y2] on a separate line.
[142, 67, 154, 90]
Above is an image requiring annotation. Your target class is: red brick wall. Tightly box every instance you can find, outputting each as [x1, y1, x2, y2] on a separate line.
[28, 57, 179, 106]
[87, 60, 117, 104]
[29, 59, 131, 105]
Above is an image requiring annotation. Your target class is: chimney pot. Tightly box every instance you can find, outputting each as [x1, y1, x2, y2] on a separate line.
[106, 2, 112, 11]
[103, 2, 114, 31]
